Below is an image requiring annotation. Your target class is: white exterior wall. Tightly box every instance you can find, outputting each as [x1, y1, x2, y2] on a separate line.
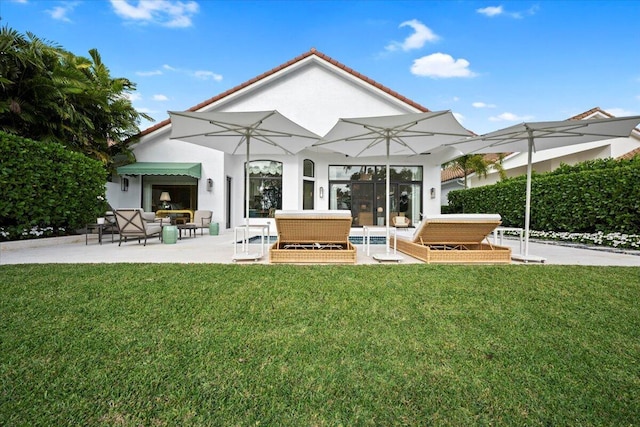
[127, 56, 458, 230]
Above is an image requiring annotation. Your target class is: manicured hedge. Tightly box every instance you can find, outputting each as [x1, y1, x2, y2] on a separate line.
[0, 131, 107, 241]
[447, 158, 640, 234]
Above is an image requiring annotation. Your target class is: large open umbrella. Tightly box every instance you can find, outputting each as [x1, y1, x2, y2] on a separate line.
[315, 111, 471, 262]
[168, 110, 320, 260]
[445, 115, 640, 262]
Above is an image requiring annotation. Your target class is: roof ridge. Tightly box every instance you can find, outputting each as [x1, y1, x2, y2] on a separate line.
[140, 48, 429, 137]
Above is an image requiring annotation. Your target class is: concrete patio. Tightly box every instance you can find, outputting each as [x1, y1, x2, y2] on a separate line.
[1, 228, 639, 266]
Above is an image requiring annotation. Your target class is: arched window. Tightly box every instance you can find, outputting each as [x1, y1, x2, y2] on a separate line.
[246, 160, 282, 218]
[303, 159, 315, 177]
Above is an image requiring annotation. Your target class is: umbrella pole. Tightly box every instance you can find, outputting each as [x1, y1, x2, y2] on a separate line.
[245, 134, 251, 252]
[509, 130, 545, 264]
[512, 131, 544, 263]
[386, 136, 391, 255]
[233, 132, 262, 261]
[372, 132, 402, 262]
[524, 133, 532, 258]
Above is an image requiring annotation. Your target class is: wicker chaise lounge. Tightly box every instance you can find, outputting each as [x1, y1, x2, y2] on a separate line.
[392, 214, 511, 264]
[270, 210, 357, 264]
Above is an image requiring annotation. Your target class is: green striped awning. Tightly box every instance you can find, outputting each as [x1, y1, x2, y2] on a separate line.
[117, 162, 201, 179]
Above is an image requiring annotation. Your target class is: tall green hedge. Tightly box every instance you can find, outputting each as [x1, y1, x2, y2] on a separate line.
[447, 158, 640, 234]
[0, 131, 107, 241]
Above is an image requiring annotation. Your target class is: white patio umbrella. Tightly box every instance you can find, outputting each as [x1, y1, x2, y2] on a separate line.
[168, 110, 320, 260]
[445, 115, 640, 262]
[315, 111, 471, 262]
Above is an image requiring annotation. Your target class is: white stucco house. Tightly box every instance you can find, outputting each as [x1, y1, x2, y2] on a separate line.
[108, 49, 466, 231]
[441, 107, 640, 205]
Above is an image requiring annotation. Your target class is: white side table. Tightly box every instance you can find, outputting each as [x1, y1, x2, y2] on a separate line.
[233, 224, 270, 261]
[362, 226, 397, 256]
[492, 227, 524, 254]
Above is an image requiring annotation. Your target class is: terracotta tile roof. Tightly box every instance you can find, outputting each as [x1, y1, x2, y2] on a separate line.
[139, 48, 430, 137]
[618, 146, 640, 160]
[440, 153, 503, 183]
[568, 106, 613, 121]
[441, 165, 465, 182]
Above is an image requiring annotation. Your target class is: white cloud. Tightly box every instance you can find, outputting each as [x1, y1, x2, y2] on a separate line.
[136, 70, 163, 76]
[46, 2, 80, 22]
[472, 102, 496, 108]
[135, 107, 158, 114]
[489, 112, 534, 122]
[385, 19, 439, 52]
[109, 0, 199, 28]
[152, 94, 169, 101]
[193, 70, 223, 81]
[410, 53, 476, 78]
[143, 64, 223, 82]
[125, 93, 142, 102]
[477, 4, 538, 19]
[605, 108, 636, 117]
[477, 6, 503, 17]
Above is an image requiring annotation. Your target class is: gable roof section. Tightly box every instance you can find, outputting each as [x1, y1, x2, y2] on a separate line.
[140, 48, 429, 137]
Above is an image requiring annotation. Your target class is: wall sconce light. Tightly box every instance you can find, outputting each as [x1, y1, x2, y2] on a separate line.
[319, 186, 324, 199]
[207, 178, 214, 192]
[121, 177, 129, 192]
[430, 187, 436, 199]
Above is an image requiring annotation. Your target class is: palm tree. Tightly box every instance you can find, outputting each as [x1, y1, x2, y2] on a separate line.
[0, 25, 152, 173]
[445, 154, 504, 188]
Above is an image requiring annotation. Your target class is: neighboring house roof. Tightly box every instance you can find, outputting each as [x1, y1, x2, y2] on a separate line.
[440, 107, 640, 183]
[139, 48, 430, 137]
[619, 146, 640, 160]
[440, 153, 502, 183]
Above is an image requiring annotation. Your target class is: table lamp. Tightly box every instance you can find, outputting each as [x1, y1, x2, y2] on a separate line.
[159, 192, 171, 209]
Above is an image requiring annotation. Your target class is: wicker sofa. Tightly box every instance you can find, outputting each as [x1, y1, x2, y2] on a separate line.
[392, 214, 511, 264]
[270, 210, 357, 264]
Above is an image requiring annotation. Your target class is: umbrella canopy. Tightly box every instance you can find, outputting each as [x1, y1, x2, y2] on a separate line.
[315, 111, 471, 261]
[445, 115, 640, 261]
[168, 110, 320, 259]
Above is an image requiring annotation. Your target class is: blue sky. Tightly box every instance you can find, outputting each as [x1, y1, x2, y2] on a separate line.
[3, 0, 639, 134]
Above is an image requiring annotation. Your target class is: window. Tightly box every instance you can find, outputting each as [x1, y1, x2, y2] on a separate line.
[303, 159, 315, 177]
[328, 165, 423, 226]
[246, 160, 282, 218]
[142, 176, 198, 212]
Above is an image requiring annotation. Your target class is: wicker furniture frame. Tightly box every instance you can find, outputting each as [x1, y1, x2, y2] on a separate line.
[270, 210, 357, 264]
[392, 214, 511, 264]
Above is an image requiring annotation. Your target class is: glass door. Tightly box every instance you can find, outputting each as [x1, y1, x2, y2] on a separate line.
[351, 182, 374, 226]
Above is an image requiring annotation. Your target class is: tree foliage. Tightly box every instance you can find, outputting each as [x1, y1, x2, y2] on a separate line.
[0, 131, 108, 241]
[447, 157, 640, 234]
[444, 154, 504, 188]
[0, 25, 152, 174]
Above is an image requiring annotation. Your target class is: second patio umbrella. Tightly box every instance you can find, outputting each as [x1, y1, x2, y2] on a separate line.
[169, 110, 320, 260]
[445, 115, 640, 262]
[316, 111, 470, 261]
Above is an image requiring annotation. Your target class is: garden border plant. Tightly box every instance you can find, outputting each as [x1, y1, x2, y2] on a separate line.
[447, 157, 640, 250]
[0, 131, 108, 241]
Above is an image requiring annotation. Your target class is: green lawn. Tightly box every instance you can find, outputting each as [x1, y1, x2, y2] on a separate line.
[1, 264, 639, 426]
